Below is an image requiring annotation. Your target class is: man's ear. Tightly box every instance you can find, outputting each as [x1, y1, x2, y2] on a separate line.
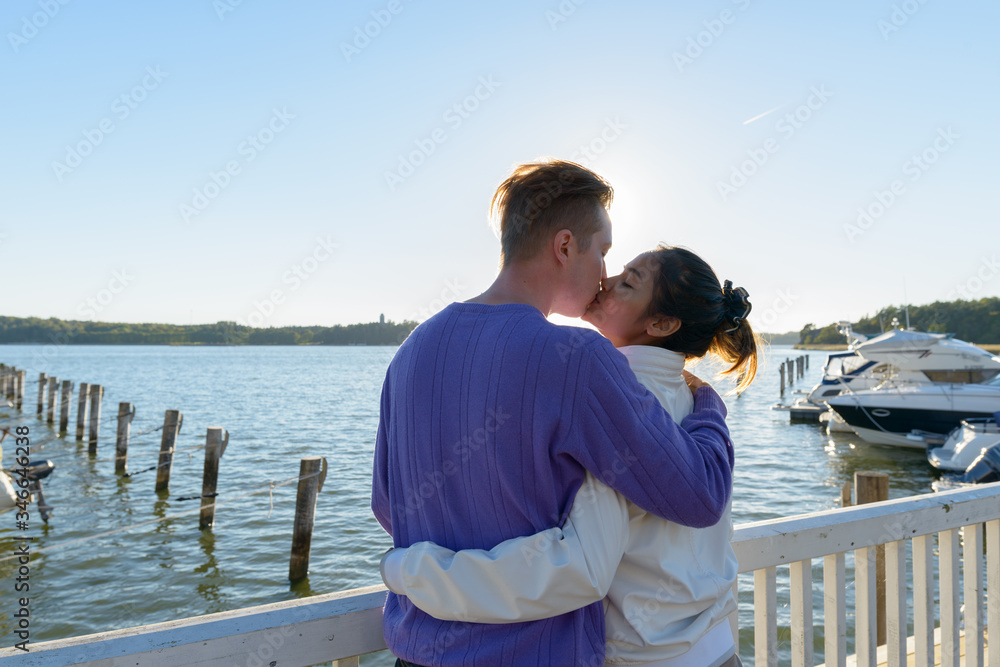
[552, 229, 574, 268]
[647, 316, 681, 339]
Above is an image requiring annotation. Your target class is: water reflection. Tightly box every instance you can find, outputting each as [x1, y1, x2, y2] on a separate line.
[194, 530, 230, 612]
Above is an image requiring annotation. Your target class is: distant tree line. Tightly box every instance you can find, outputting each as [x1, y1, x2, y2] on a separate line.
[0, 316, 419, 346]
[799, 297, 1000, 345]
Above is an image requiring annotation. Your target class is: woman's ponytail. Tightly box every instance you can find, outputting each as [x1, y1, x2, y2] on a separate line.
[713, 280, 759, 393]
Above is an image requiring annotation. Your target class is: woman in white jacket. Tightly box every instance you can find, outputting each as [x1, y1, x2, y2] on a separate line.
[381, 245, 760, 667]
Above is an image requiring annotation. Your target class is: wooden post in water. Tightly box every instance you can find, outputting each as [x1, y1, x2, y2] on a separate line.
[199, 427, 229, 529]
[289, 456, 327, 581]
[805, 354, 809, 370]
[155, 410, 183, 492]
[115, 402, 134, 475]
[37, 372, 47, 416]
[779, 364, 785, 395]
[855, 471, 889, 646]
[59, 380, 73, 433]
[88, 385, 103, 454]
[76, 383, 90, 441]
[0, 365, 7, 398]
[46, 376, 58, 424]
[15, 371, 26, 410]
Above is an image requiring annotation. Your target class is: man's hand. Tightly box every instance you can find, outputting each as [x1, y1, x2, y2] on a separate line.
[682, 370, 711, 395]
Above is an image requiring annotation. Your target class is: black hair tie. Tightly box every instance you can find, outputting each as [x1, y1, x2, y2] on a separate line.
[722, 280, 751, 333]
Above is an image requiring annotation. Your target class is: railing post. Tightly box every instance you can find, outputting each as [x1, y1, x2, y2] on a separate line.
[913, 534, 935, 666]
[76, 382, 90, 441]
[987, 520, 1000, 667]
[855, 545, 877, 667]
[939, 528, 960, 667]
[885, 540, 907, 667]
[855, 471, 888, 646]
[37, 372, 47, 416]
[115, 402, 133, 475]
[823, 552, 847, 667]
[88, 384, 103, 454]
[790, 559, 814, 667]
[199, 427, 228, 529]
[289, 456, 326, 582]
[46, 376, 58, 424]
[963, 523, 984, 667]
[155, 410, 183, 493]
[59, 380, 73, 433]
[754, 566, 777, 667]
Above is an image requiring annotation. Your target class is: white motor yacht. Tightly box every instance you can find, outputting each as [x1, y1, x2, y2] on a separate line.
[775, 326, 1000, 431]
[826, 377, 1000, 448]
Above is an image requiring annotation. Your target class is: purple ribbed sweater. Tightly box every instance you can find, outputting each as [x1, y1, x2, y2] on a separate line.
[371, 303, 732, 667]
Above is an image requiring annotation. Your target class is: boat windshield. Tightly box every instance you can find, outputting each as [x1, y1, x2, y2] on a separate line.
[924, 369, 1000, 384]
[826, 354, 868, 376]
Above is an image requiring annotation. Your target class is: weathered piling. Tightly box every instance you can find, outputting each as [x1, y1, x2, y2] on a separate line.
[289, 456, 327, 581]
[76, 383, 90, 441]
[88, 385, 104, 454]
[59, 380, 73, 432]
[155, 410, 183, 492]
[37, 372, 47, 415]
[115, 402, 134, 475]
[199, 427, 229, 529]
[15, 371, 26, 410]
[855, 471, 889, 646]
[0, 365, 8, 398]
[46, 376, 59, 424]
[805, 354, 809, 370]
[779, 364, 785, 395]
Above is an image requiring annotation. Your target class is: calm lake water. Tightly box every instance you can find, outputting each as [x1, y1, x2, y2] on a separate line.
[0, 343, 939, 665]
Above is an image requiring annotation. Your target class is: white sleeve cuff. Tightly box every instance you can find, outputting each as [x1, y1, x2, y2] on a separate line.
[380, 548, 407, 594]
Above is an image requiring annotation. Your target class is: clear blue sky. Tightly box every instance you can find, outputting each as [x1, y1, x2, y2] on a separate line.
[3, 1, 997, 333]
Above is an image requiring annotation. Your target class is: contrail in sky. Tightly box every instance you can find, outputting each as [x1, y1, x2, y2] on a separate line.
[743, 105, 783, 125]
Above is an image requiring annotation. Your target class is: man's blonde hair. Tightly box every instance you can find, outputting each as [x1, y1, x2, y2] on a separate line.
[491, 160, 613, 266]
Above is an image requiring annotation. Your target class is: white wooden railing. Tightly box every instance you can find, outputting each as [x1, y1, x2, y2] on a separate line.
[4, 482, 1000, 667]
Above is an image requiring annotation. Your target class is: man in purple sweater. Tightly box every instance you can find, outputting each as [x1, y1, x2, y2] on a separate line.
[371, 160, 733, 667]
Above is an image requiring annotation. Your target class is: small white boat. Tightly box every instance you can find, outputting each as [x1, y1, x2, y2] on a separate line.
[927, 416, 1000, 471]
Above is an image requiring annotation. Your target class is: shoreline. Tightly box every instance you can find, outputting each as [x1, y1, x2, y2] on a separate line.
[794, 342, 1000, 353]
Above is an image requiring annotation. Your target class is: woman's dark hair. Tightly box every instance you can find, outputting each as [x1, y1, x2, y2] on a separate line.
[645, 245, 760, 392]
